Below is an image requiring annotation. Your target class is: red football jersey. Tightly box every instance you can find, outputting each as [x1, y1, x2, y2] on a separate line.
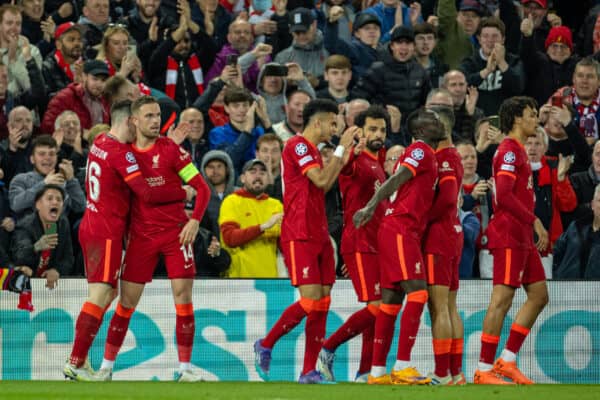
[339, 151, 386, 254]
[280, 135, 329, 242]
[424, 147, 464, 256]
[383, 140, 438, 237]
[79, 133, 142, 240]
[486, 137, 536, 249]
[129, 137, 190, 234]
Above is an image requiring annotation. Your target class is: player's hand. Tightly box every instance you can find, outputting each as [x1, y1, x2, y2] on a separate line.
[261, 212, 283, 231]
[42, 268, 60, 289]
[34, 233, 59, 252]
[533, 218, 549, 252]
[339, 126, 360, 150]
[182, 185, 196, 202]
[353, 206, 374, 228]
[179, 218, 200, 245]
[168, 121, 191, 145]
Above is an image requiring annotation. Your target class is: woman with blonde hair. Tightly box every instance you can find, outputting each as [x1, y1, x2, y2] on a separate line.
[96, 25, 141, 82]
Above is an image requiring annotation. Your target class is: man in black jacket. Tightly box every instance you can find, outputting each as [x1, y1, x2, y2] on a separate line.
[42, 22, 84, 98]
[11, 184, 73, 287]
[352, 26, 430, 124]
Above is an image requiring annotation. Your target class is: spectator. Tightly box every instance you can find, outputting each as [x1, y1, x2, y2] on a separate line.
[120, 0, 163, 47]
[20, 0, 66, 59]
[474, 116, 503, 179]
[383, 144, 405, 176]
[316, 55, 352, 104]
[41, 59, 110, 134]
[53, 110, 88, 172]
[525, 126, 577, 277]
[501, 0, 558, 56]
[78, 0, 111, 58]
[179, 107, 210, 167]
[568, 141, 600, 223]
[208, 87, 268, 175]
[207, 19, 272, 93]
[255, 133, 283, 201]
[318, 0, 356, 44]
[344, 98, 369, 128]
[458, 198, 481, 278]
[199, 150, 236, 236]
[190, 0, 233, 50]
[460, 17, 525, 116]
[441, 69, 484, 143]
[2, 106, 35, 185]
[553, 184, 600, 279]
[219, 158, 283, 277]
[9, 135, 85, 221]
[363, 0, 422, 44]
[549, 57, 600, 146]
[256, 61, 315, 125]
[318, 141, 343, 269]
[0, 62, 14, 137]
[147, 7, 218, 109]
[520, 22, 578, 106]
[42, 22, 84, 98]
[413, 22, 447, 88]
[274, 7, 329, 87]
[11, 184, 74, 286]
[323, 12, 384, 84]
[96, 25, 142, 82]
[273, 89, 311, 142]
[253, 0, 292, 57]
[0, 5, 46, 113]
[352, 26, 430, 124]
[190, 225, 231, 277]
[435, 0, 482, 70]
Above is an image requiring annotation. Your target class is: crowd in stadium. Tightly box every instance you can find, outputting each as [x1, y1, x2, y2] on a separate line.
[0, 0, 599, 287]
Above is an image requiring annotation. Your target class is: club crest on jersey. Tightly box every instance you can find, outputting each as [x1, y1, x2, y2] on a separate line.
[295, 143, 308, 156]
[152, 154, 160, 168]
[503, 151, 516, 163]
[411, 148, 424, 160]
[126, 152, 136, 163]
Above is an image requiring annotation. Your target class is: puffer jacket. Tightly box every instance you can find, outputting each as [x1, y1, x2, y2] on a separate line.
[351, 50, 430, 119]
[553, 216, 600, 279]
[41, 83, 110, 134]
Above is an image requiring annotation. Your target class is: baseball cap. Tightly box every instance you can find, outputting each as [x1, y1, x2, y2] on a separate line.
[459, 0, 484, 15]
[390, 26, 414, 43]
[521, 0, 547, 8]
[83, 60, 109, 77]
[353, 13, 381, 33]
[289, 7, 314, 33]
[242, 158, 267, 173]
[54, 22, 82, 40]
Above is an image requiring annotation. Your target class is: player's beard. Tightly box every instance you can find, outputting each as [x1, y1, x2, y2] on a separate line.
[366, 139, 383, 153]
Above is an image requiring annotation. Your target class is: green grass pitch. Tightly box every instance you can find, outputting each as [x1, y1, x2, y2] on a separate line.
[1, 382, 598, 400]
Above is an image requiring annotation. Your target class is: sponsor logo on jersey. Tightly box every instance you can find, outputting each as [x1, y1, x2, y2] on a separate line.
[501, 164, 515, 172]
[503, 151, 516, 163]
[404, 157, 419, 167]
[152, 154, 160, 169]
[126, 152, 136, 163]
[440, 160, 454, 172]
[411, 148, 424, 160]
[146, 176, 165, 186]
[295, 143, 308, 156]
[298, 155, 313, 166]
[126, 164, 139, 174]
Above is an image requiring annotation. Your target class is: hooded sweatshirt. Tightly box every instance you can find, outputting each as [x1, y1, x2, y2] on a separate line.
[199, 150, 237, 236]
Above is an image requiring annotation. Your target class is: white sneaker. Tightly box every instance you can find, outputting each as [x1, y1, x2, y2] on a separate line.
[354, 372, 369, 383]
[427, 372, 453, 385]
[63, 362, 95, 381]
[94, 368, 113, 381]
[176, 369, 204, 382]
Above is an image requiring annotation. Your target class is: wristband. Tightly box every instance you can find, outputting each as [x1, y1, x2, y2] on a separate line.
[333, 145, 345, 159]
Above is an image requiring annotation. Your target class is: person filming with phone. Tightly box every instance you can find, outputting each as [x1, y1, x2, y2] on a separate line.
[11, 184, 74, 288]
[8, 135, 86, 221]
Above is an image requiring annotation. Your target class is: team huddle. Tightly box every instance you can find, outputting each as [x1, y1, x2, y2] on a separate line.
[63, 94, 547, 385]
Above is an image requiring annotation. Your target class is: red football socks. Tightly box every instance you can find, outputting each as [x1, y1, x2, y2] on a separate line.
[371, 303, 401, 367]
[432, 338, 452, 377]
[302, 296, 330, 374]
[70, 302, 104, 367]
[175, 303, 195, 363]
[450, 338, 464, 376]
[505, 323, 530, 355]
[262, 299, 310, 349]
[480, 333, 500, 365]
[396, 290, 428, 362]
[104, 303, 135, 362]
[323, 305, 377, 352]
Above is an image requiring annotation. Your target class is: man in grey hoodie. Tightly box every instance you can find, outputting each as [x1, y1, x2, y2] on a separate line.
[199, 150, 237, 237]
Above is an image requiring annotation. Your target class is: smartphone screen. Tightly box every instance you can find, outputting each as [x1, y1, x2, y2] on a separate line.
[488, 116, 500, 129]
[45, 223, 57, 235]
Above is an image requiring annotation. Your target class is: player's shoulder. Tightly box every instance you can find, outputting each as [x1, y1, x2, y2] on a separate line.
[495, 138, 524, 163]
[405, 141, 433, 161]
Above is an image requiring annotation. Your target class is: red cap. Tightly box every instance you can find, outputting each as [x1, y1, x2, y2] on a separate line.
[521, 0, 547, 8]
[545, 26, 573, 51]
[54, 22, 81, 40]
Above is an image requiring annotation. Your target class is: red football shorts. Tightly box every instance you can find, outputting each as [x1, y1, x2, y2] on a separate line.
[342, 252, 381, 302]
[79, 228, 123, 287]
[491, 247, 546, 288]
[377, 224, 426, 289]
[425, 253, 460, 291]
[121, 228, 196, 283]
[281, 239, 335, 287]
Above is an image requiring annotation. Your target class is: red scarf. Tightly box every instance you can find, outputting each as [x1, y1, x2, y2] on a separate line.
[105, 59, 117, 76]
[594, 14, 600, 54]
[138, 82, 151, 96]
[571, 90, 600, 139]
[165, 54, 205, 100]
[54, 49, 74, 81]
[208, 104, 229, 127]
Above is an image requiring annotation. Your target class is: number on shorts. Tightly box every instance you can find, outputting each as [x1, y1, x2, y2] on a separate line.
[180, 244, 193, 262]
[87, 161, 102, 201]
